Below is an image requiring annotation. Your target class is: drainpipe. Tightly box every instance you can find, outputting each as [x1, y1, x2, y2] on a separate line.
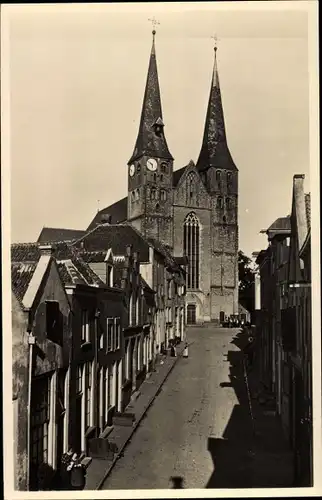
[27, 331, 36, 490]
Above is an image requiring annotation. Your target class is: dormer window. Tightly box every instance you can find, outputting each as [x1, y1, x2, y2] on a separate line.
[161, 162, 168, 173]
[153, 117, 164, 137]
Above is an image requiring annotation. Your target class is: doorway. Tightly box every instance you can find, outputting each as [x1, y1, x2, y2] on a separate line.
[187, 304, 196, 325]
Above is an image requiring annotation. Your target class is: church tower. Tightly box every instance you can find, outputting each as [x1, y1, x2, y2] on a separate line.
[127, 30, 174, 249]
[196, 45, 239, 320]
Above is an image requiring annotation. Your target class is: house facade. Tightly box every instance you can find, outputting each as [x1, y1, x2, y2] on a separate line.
[254, 174, 312, 487]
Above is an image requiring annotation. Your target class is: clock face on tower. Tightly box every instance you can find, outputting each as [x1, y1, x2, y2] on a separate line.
[146, 158, 158, 172]
[129, 164, 135, 177]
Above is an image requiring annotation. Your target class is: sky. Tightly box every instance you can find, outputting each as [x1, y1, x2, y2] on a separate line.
[5, 2, 313, 257]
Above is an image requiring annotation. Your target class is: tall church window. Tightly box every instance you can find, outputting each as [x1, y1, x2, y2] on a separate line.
[183, 212, 200, 289]
[151, 189, 156, 200]
[226, 197, 232, 209]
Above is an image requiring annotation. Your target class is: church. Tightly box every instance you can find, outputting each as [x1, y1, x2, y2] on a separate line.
[86, 30, 239, 325]
[38, 30, 240, 325]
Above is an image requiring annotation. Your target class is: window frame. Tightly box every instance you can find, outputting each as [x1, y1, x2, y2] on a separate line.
[81, 310, 89, 343]
[107, 318, 114, 352]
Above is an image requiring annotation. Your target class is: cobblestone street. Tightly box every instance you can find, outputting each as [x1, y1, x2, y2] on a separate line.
[101, 325, 243, 489]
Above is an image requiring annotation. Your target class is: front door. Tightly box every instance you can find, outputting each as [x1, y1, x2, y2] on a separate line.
[187, 304, 196, 325]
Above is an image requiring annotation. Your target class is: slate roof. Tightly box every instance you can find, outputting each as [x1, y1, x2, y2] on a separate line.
[128, 34, 173, 164]
[87, 197, 127, 232]
[73, 223, 150, 262]
[196, 49, 237, 173]
[172, 166, 186, 187]
[37, 227, 86, 244]
[267, 216, 291, 233]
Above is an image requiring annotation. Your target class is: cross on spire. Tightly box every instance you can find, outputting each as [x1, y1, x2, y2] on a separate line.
[211, 34, 219, 51]
[148, 16, 160, 36]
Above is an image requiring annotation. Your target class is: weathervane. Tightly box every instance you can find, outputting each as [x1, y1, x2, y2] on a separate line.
[148, 16, 160, 35]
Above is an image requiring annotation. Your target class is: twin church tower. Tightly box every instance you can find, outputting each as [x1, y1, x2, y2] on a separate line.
[90, 30, 239, 323]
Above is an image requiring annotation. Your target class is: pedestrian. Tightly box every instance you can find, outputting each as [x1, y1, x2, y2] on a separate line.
[183, 342, 189, 358]
[67, 453, 87, 490]
[170, 476, 184, 488]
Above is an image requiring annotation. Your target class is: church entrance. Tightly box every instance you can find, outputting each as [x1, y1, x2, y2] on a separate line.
[187, 304, 196, 325]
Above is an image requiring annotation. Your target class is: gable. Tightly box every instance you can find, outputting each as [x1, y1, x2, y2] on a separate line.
[173, 161, 210, 209]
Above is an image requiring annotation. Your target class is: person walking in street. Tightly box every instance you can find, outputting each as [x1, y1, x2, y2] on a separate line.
[183, 342, 189, 358]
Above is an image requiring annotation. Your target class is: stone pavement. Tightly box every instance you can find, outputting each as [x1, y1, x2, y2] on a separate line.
[84, 342, 186, 490]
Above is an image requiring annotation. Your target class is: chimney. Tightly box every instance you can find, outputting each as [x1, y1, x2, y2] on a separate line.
[101, 213, 112, 224]
[293, 174, 307, 251]
[39, 244, 55, 256]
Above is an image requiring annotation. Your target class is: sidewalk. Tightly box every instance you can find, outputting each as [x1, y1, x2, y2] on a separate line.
[85, 342, 186, 490]
[246, 361, 294, 487]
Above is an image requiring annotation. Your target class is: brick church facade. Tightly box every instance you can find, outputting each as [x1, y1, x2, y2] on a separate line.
[88, 31, 239, 324]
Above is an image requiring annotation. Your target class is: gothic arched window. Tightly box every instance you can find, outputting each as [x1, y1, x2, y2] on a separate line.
[217, 197, 223, 209]
[183, 212, 200, 289]
[151, 189, 156, 200]
[160, 190, 167, 201]
[187, 172, 195, 196]
[226, 197, 232, 209]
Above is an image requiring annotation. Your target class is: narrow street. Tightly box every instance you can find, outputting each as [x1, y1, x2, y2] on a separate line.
[101, 325, 252, 490]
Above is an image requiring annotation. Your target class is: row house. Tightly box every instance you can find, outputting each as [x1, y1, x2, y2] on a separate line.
[254, 174, 312, 486]
[12, 244, 71, 491]
[72, 220, 187, 361]
[284, 175, 312, 486]
[11, 241, 126, 490]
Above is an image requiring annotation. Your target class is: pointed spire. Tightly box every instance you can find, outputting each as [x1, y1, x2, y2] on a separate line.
[196, 45, 237, 172]
[128, 30, 173, 164]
